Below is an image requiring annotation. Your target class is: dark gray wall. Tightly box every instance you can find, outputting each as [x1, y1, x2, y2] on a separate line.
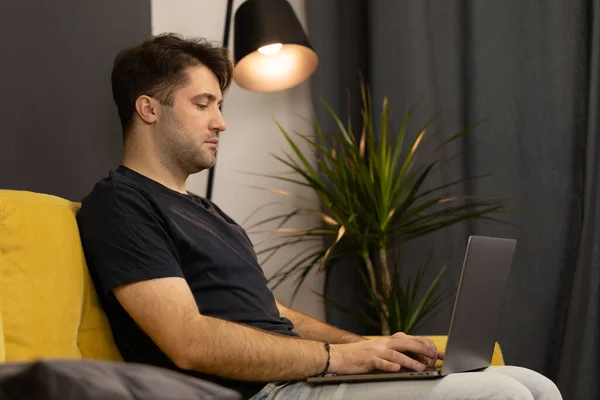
[0, 0, 151, 201]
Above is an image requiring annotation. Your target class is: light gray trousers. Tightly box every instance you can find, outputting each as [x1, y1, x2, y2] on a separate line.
[251, 366, 562, 400]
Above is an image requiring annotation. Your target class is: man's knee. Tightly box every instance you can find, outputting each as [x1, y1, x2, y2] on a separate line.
[439, 372, 534, 400]
[487, 366, 562, 400]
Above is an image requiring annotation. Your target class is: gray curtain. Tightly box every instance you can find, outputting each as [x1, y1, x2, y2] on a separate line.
[307, 1, 600, 398]
[0, 0, 151, 201]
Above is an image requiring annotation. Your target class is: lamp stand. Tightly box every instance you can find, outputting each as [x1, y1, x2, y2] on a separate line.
[205, 0, 234, 201]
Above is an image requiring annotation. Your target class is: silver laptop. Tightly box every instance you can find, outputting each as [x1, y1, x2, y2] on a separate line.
[307, 235, 517, 383]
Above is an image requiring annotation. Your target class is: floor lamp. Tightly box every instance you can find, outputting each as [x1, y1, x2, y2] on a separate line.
[205, 0, 319, 200]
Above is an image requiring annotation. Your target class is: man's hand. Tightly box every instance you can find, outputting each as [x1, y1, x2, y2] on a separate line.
[398, 334, 444, 368]
[328, 332, 443, 375]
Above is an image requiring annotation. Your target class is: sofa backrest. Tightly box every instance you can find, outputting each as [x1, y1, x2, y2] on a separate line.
[0, 190, 121, 362]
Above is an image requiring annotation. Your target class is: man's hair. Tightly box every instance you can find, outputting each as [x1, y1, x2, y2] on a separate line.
[111, 33, 233, 136]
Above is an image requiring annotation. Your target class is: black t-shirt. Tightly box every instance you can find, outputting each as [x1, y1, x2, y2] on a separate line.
[76, 166, 297, 399]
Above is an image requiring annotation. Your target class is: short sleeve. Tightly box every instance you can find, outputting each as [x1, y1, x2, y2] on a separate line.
[77, 181, 184, 295]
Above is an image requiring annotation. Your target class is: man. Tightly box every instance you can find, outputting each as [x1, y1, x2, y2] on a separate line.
[77, 34, 562, 400]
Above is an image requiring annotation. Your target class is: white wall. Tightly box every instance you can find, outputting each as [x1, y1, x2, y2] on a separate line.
[151, 0, 325, 320]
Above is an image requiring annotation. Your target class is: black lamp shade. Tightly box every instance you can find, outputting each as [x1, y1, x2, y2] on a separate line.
[233, 0, 318, 92]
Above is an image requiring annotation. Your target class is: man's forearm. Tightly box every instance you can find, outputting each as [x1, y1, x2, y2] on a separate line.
[179, 314, 328, 382]
[278, 303, 365, 344]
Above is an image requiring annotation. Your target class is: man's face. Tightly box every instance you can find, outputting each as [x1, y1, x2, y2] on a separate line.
[156, 64, 226, 174]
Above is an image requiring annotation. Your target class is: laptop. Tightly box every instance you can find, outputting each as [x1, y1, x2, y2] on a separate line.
[306, 235, 517, 383]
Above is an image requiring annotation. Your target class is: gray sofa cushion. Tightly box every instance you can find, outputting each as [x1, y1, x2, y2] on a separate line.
[0, 359, 241, 400]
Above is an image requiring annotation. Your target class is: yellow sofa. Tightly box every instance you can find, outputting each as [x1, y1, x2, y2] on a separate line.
[0, 189, 504, 367]
[0, 189, 122, 363]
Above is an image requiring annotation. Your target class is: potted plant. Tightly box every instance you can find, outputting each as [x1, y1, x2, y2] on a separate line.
[245, 84, 507, 335]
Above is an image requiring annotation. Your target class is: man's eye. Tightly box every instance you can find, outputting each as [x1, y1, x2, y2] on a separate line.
[197, 104, 208, 109]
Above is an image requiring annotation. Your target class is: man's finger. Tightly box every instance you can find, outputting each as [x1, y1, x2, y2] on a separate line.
[412, 336, 444, 360]
[389, 336, 437, 359]
[404, 351, 435, 367]
[412, 336, 435, 350]
[383, 349, 427, 372]
[371, 357, 402, 372]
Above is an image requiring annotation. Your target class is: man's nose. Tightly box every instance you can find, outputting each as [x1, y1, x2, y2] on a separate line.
[211, 111, 227, 133]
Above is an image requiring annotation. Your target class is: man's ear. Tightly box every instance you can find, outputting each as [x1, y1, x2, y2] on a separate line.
[134, 95, 160, 125]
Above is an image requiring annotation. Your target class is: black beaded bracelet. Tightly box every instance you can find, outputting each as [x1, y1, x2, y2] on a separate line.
[319, 341, 331, 377]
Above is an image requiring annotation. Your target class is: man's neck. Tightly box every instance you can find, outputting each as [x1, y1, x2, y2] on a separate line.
[122, 131, 190, 194]
[121, 157, 188, 195]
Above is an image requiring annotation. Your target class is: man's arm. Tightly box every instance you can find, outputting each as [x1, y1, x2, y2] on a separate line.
[115, 278, 438, 382]
[115, 277, 329, 382]
[276, 300, 365, 344]
[276, 301, 444, 366]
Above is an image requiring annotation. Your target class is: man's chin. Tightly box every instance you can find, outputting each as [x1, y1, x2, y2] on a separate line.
[196, 156, 216, 171]
[206, 154, 217, 169]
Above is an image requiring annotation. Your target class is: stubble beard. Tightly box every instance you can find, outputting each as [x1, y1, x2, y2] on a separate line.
[160, 108, 216, 175]
[164, 135, 215, 176]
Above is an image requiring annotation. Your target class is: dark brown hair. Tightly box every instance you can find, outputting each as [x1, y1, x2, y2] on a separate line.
[111, 33, 233, 136]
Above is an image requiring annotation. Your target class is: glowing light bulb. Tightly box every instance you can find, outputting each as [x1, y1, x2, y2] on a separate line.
[258, 43, 283, 56]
